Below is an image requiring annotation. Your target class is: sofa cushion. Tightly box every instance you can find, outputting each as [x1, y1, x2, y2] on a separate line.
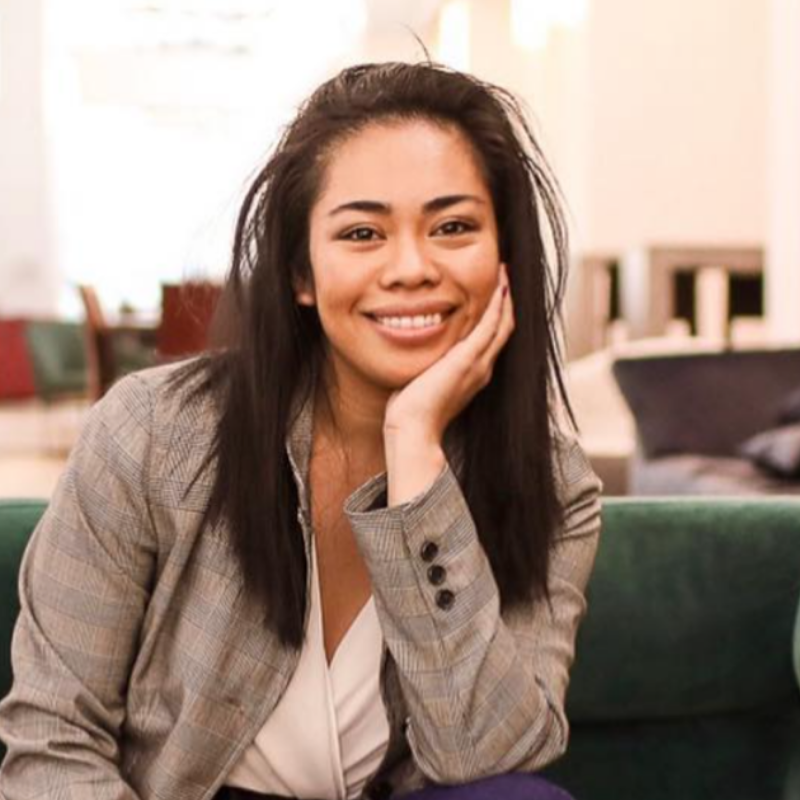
[0, 501, 46, 763]
[612, 348, 800, 458]
[545, 709, 800, 800]
[796, 598, 800, 693]
[630, 454, 800, 495]
[740, 424, 800, 479]
[0, 501, 47, 703]
[567, 497, 800, 721]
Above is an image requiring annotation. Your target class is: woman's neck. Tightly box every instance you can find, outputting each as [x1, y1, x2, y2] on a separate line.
[313, 371, 388, 476]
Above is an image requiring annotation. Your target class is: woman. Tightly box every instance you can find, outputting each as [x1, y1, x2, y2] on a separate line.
[0, 62, 601, 800]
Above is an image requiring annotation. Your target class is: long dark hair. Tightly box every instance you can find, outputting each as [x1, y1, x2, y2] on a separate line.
[172, 61, 573, 648]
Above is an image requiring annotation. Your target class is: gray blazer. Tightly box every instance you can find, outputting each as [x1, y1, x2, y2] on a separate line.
[0, 363, 602, 800]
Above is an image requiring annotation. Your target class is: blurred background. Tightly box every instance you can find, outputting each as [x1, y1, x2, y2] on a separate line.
[2, 0, 799, 498]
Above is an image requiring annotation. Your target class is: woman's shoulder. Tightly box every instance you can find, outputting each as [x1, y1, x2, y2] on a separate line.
[551, 428, 603, 507]
[77, 358, 222, 501]
[94, 356, 220, 433]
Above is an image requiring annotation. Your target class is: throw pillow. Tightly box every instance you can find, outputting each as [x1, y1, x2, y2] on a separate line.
[739, 423, 800, 479]
[778, 385, 800, 425]
[612, 349, 800, 459]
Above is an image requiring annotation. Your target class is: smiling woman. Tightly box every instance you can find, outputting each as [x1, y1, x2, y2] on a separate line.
[0, 62, 602, 800]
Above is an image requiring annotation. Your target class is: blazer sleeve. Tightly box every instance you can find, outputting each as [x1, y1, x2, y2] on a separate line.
[344, 435, 602, 784]
[0, 375, 158, 799]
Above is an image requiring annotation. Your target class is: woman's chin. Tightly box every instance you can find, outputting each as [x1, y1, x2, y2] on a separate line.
[326, 347, 447, 397]
[370, 356, 442, 391]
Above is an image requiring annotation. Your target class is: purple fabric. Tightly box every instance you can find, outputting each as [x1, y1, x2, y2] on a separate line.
[401, 774, 575, 800]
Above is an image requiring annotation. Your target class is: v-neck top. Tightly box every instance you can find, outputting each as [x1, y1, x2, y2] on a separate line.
[224, 543, 390, 799]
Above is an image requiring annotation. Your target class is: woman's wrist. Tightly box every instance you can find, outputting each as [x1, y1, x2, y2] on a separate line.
[384, 430, 446, 507]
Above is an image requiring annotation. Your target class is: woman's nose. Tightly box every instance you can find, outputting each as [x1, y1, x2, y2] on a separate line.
[379, 236, 440, 287]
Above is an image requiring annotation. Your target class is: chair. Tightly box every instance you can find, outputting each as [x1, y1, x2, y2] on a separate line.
[77, 286, 155, 400]
[156, 281, 223, 361]
[23, 320, 90, 453]
[24, 321, 88, 403]
[0, 319, 37, 401]
[78, 286, 116, 400]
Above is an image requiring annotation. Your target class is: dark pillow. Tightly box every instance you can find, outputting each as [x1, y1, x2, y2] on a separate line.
[739, 423, 800, 479]
[778, 386, 800, 425]
[612, 349, 800, 458]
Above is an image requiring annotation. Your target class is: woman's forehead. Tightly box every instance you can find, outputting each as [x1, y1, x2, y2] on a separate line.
[314, 120, 491, 212]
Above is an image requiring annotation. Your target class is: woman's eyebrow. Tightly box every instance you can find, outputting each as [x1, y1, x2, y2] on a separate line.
[329, 200, 390, 217]
[328, 194, 485, 217]
[423, 194, 485, 213]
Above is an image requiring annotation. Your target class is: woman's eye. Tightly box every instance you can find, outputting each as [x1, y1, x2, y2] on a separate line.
[341, 227, 380, 242]
[435, 220, 475, 236]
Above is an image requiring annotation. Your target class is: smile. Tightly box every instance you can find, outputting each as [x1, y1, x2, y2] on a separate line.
[364, 309, 454, 345]
[373, 313, 444, 330]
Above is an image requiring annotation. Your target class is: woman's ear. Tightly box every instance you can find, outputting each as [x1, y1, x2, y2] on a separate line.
[294, 277, 316, 307]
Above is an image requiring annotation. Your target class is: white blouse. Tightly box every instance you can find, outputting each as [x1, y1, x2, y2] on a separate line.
[224, 543, 390, 799]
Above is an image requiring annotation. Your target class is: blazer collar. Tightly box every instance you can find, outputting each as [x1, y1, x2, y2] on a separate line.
[285, 386, 315, 519]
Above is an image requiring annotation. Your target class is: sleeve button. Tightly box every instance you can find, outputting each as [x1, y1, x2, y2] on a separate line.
[427, 564, 446, 586]
[435, 589, 455, 610]
[420, 540, 439, 562]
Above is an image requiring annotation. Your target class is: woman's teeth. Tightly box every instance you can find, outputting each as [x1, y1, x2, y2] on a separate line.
[374, 313, 444, 330]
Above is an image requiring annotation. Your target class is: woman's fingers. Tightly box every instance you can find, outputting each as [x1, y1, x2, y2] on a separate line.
[427, 262, 511, 404]
[478, 268, 515, 373]
[455, 263, 508, 362]
[463, 263, 513, 376]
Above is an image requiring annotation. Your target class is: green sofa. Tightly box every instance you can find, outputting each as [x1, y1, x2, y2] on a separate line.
[1, 498, 799, 799]
[545, 498, 800, 799]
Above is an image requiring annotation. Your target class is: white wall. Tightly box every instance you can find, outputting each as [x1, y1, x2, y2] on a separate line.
[766, 0, 800, 343]
[0, 1, 384, 316]
[584, 0, 769, 252]
[456, 0, 769, 253]
[0, 0, 58, 316]
[453, 0, 795, 352]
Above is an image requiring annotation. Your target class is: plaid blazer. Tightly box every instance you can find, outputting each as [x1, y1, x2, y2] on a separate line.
[0, 363, 602, 800]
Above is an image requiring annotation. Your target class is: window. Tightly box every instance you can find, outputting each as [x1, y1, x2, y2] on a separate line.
[46, 0, 367, 312]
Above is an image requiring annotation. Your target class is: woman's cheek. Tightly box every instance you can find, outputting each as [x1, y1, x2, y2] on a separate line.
[474, 273, 500, 321]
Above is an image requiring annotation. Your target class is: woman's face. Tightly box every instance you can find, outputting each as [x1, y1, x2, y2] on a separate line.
[303, 119, 501, 396]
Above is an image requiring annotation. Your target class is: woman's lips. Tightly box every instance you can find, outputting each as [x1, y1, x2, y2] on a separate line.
[364, 310, 453, 346]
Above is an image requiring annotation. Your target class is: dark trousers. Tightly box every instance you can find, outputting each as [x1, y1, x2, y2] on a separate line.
[213, 774, 575, 800]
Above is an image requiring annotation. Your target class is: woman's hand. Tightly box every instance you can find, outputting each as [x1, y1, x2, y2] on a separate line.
[384, 263, 515, 505]
[384, 262, 514, 443]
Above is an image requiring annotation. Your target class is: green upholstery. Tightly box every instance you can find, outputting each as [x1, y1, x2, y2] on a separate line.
[545, 713, 800, 800]
[0, 502, 47, 716]
[568, 498, 800, 719]
[545, 497, 800, 800]
[24, 321, 88, 401]
[0, 498, 799, 797]
[796, 598, 800, 688]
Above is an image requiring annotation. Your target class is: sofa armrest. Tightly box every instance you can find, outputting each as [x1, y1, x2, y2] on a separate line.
[568, 496, 800, 721]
